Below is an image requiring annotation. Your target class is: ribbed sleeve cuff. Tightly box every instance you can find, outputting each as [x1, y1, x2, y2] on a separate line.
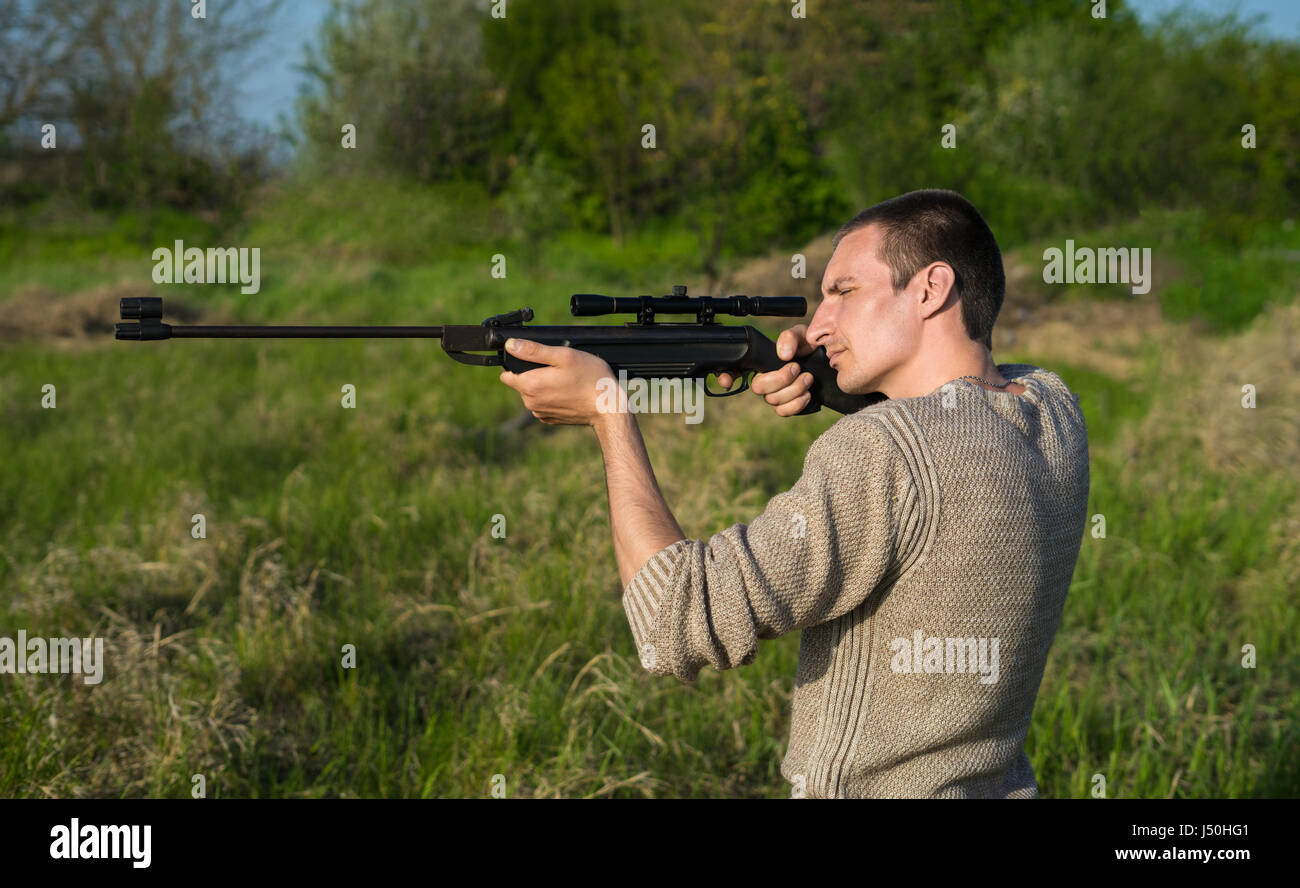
[621, 539, 692, 663]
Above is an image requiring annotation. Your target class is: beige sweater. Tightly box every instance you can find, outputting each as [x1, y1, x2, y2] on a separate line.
[622, 364, 1090, 798]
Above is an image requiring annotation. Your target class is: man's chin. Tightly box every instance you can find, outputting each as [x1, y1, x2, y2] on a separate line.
[836, 371, 889, 403]
[834, 367, 872, 395]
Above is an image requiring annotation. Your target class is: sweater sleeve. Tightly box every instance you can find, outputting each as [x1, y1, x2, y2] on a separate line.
[622, 413, 923, 681]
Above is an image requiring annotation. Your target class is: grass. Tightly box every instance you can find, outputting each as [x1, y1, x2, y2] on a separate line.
[1, 185, 1296, 797]
[1014, 210, 1300, 330]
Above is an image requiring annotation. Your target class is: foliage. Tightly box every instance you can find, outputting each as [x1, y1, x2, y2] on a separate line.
[296, 0, 507, 189]
[0, 0, 280, 219]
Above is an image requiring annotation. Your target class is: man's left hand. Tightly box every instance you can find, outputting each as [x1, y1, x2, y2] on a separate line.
[497, 338, 617, 426]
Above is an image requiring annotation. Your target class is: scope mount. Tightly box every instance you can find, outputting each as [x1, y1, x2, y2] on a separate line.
[638, 285, 721, 325]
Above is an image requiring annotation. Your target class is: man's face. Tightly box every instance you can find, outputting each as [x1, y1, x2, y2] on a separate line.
[806, 224, 922, 395]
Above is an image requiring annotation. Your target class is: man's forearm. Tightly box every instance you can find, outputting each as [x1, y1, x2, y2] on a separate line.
[593, 411, 687, 587]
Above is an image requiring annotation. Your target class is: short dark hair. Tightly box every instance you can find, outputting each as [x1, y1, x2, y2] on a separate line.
[832, 189, 1005, 349]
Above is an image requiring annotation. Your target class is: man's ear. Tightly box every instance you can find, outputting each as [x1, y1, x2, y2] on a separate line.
[917, 262, 957, 320]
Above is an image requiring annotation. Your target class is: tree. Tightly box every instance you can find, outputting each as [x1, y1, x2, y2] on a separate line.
[1, 0, 282, 215]
[0, 0, 73, 129]
[297, 0, 505, 187]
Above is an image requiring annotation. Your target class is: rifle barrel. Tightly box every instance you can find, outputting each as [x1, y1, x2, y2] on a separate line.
[133, 324, 445, 339]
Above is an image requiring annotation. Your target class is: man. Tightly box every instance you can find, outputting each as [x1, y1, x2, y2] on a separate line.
[498, 189, 1090, 798]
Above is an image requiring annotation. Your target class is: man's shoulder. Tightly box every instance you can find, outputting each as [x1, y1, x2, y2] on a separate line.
[812, 401, 908, 448]
[814, 364, 1088, 456]
[808, 363, 1087, 447]
[870, 364, 1083, 419]
[997, 363, 1083, 401]
[803, 400, 928, 478]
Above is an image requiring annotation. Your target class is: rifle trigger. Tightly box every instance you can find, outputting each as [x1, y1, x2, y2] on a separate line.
[704, 371, 750, 397]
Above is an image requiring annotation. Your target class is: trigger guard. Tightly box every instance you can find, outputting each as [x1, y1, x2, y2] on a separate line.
[704, 371, 750, 397]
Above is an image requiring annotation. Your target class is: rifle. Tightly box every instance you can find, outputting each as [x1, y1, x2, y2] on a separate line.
[114, 284, 879, 415]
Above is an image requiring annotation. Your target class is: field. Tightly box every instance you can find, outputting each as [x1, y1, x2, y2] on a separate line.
[1, 186, 1297, 797]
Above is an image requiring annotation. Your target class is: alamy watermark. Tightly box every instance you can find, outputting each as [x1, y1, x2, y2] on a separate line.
[0, 631, 104, 685]
[889, 630, 1000, 684]
[50, 819, 150, 868]
[152, 240, 261, 294]
[595, 370, 705, 424]
[1042, 240, 1151, 295]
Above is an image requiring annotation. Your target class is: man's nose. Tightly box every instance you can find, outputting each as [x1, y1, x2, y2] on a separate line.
[806, 303, 834, 347]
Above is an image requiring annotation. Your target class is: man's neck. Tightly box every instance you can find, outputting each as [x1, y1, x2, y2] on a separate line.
[881, 342, 1017, 400]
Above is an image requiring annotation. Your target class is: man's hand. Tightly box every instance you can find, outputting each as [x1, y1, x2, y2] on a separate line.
[497, 337, 616, 426]
[716, 324, 817, 417]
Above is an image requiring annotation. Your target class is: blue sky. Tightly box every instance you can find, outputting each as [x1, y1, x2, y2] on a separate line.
[239, 0, 330, 133]
[241, 0, 1300, 130]
[1135, 0, 1300, 36]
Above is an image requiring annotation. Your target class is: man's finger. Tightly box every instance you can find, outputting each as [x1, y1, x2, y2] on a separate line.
[763, 372, 814, 407]
[505, 337, 569, 366]
[774, 391, 813, 417]
[751, 362, 801, 396]
[716, 371, 735, 389]
[499, 370, 520, 390]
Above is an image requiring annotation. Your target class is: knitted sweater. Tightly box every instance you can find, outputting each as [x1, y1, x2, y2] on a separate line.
[621, 364, 1090, 798]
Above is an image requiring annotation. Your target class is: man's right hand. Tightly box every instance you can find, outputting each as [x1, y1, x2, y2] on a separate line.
[716, 324, 818, 418]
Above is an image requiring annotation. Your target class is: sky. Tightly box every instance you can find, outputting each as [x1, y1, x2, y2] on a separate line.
[1134, 0, 1300, 37]
[238, 1, 330, 133]
[240, 0, 1300, 131]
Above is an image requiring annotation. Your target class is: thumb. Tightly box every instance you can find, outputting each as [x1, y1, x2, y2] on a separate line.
[777, 325, 813, 361]
[505, 337, 564, 366]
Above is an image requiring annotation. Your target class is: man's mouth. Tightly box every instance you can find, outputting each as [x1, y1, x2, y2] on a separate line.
[827, 347, 845, 367]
